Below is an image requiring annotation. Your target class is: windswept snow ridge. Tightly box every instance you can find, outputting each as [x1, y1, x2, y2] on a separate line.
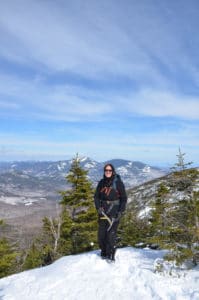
[0, 247, 198, 300]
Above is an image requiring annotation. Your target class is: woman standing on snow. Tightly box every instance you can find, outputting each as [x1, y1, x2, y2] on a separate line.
[94, 163, 127, 262]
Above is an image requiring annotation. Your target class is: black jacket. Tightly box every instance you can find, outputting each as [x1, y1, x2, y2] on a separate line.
[94, 174, 127, 216]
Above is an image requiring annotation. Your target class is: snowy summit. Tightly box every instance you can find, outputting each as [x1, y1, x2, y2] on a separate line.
[0, 247, 198, 300]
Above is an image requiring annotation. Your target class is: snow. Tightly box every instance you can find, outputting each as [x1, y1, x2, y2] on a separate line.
[117, 166, 129, 175]
[80, 156, 89, 162]
[143, 166, 151, 173]
[0, 247, 199, 300]
[84, 162, 96, 169]
[138, 206, 152, 218]
[193, 186, 199, 192]
[0, 196, 38, 206]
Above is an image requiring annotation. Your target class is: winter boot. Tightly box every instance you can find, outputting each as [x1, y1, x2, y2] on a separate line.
[100, 250, 107, 259]
[106, 250, 115, 263]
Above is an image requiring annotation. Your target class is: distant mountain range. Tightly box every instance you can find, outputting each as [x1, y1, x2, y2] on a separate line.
[0, 157, 167, 189]
[0, 157, 167, 250]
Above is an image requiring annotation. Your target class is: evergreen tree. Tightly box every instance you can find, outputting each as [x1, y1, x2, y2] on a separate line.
[147, 148, 199, 267]
[23, 242, 43, 270]
[165, 190, 199, 265]
[23, 154, 97, 269]
[167, 153, 199, 265]
[149, 183, 170, 247]
[0, 221, 18, 278]
[119, 210, 149, 247]
[60, 154, 97, 253]
[171, 147, 193, 172]
[57, 208, 73, 255]
[23, 207, 74, 270]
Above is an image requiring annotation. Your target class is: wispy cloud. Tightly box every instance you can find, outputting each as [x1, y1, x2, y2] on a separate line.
[0, 73, 113, 121]
[1, 0, 198, 86]
[0, 0, 199, 164]
[123, 89, 199, 119]
[0, 72, 199, 121]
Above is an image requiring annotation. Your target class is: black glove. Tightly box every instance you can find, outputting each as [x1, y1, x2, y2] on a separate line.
[97, 207, 104, 216]
[114, 211, 122, 222]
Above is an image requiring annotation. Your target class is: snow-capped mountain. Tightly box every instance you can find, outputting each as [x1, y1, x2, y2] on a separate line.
[0, 157, 166, 188]
[0, 247, 198, 300]
[0, 157, 166, 249]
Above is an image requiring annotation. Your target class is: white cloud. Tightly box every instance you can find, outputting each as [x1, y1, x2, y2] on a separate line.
[0, 73, 113, 121]
[0, 1, 198, 164]
[0, 72, 199, 121]
[124, 89, 199, 119]
[1, 0, 196, 85]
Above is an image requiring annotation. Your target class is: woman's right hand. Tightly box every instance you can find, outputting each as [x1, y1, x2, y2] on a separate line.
[97, 207, 104, 216]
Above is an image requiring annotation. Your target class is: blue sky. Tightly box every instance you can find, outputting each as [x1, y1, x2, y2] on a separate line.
[0, 0, 199, 166]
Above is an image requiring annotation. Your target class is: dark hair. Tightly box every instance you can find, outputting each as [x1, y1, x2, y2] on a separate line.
[103, 163, 116, 176]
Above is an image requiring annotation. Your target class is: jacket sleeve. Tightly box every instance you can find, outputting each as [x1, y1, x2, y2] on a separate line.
[94, 180, 103, 210]
[117, 179, 127, 213]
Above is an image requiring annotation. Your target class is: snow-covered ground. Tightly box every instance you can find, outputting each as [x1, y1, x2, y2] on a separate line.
[0, 247, 199, 300]
[0, 196, 40, 205]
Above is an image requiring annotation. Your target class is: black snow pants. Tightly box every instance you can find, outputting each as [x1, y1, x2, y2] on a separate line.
[98, 218, 119, 260]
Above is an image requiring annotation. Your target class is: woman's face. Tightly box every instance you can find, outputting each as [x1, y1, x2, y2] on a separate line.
[104, 165, 113, 178]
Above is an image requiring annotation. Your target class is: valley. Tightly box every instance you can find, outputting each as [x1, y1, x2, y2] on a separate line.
[0, 157, 167, 249]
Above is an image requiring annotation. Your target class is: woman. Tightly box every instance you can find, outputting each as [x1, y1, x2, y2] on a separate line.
[94, 163, 127, 261]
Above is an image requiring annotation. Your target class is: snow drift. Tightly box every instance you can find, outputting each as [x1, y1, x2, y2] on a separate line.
[0, 247, 198, 300]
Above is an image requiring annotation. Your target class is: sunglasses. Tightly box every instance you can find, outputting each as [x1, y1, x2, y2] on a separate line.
[105, 169, 113, 172]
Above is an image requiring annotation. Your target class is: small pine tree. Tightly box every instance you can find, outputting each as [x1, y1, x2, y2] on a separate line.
[0, 238, 18, 278]
[170, 148, 194, 192]
[166, 190, 199, 265]
[192, 191, 199, 243]
[60, 154, 97, 253]
[57, 208, 73, 255]
[171, 147, 193, 172]
[22, 154, 98, 269]
[149, 183, 170, 247]
[23, 242, 43, 270]
[60, 154, 94, 218]
[0, 220, 18, 278]
[156, 149, 199, 264]
[119, 209, 149, 247]
[23, 207, 73, 269]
